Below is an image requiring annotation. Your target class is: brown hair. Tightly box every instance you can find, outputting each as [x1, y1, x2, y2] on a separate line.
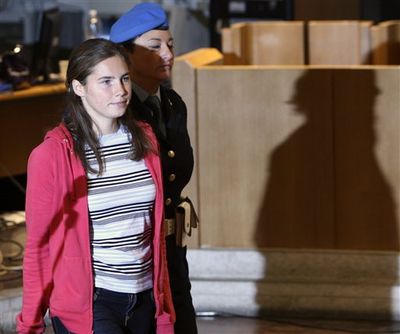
[63, 38, 154, 175]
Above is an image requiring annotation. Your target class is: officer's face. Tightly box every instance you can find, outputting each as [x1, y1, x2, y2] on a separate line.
[129, 29, 174, 85]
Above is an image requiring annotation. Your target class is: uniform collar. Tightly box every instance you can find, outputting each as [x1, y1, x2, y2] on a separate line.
[132, 81, 161, 102]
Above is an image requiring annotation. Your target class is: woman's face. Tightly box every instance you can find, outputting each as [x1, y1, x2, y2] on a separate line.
[73, 55, 131, 133]
[129, 29, 174, 85]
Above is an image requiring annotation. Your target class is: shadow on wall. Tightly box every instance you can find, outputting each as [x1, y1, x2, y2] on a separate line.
[253, 69, 399, 324]
[255, 69, 399, 250]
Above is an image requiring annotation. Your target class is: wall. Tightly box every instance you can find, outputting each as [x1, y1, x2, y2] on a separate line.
[294, 0, 361, 20]
[174, 49, 400, 251]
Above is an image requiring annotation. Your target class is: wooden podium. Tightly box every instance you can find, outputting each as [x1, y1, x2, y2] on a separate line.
[174, 48, 400, 251]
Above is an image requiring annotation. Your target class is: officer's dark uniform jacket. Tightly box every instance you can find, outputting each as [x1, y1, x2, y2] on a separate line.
[130, 85, 194, 218]
[130, 84, 198, 334]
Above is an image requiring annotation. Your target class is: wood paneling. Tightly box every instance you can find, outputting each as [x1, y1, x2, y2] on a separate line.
[0, 84, 66, 177]
[173, 48, 400, 250]
[371, 21, 400, 65]
[173, 48, 224, 248]
[222, 20, 376, 66]
[196, 68, 335, 248]
[334, 69, 400, 250]
[222, 22, 305, 65]
[308, 21, 365, 65]
[246, 22, 305, 65]
[360, 21, 374, 64]
[221, 23, 247, 65]
[294, 0, 360, 20]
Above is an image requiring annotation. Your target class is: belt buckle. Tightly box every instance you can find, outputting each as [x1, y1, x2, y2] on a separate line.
[164, 218, 175, 237]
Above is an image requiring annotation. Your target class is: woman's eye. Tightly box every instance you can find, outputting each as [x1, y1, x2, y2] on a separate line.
[149, 44, 161, 50]
[122, 76, 130, 83]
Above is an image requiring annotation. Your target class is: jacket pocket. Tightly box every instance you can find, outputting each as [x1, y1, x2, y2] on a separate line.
[50, 256, 91, 313]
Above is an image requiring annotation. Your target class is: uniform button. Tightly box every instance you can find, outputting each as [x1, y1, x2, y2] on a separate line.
[168, 174, 176, 182]
[165, 198, 172, 206]
[168, 150, 175, 158]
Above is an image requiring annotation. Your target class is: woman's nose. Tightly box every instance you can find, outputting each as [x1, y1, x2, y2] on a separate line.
[116, 80, 129, 96]
[161, 45, 174, 61]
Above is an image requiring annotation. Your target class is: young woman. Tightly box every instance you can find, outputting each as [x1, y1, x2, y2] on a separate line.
[110, 4, 197, 333]
[16, 38, 175, 334]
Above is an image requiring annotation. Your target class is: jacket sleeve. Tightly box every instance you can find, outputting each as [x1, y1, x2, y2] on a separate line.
[16, 141, 58, 333]
[156, 232, 176, 334]
[142, 123, 176, 333]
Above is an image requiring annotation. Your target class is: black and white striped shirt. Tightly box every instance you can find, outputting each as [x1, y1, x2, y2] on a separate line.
[86, 126, 155, 293]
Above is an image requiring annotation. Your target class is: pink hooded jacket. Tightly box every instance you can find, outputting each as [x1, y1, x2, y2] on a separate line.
[16, 123, 175, 333]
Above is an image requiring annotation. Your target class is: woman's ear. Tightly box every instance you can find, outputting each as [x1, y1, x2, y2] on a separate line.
[72, 79, 85, 97]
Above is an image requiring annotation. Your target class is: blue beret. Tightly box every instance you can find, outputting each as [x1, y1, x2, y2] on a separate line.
[110, 3, 169, 43]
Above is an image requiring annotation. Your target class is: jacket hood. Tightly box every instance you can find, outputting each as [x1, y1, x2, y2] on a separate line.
[45, 123, 82, 201]
[45, 123, 74, 149]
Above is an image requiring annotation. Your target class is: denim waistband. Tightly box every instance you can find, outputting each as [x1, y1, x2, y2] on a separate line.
[94, 287, 153, 304]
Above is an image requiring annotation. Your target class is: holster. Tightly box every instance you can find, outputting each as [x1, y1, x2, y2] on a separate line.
[175, 197, 199, 247]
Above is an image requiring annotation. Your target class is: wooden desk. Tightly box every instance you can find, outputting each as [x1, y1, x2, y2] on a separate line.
[0, 83, 66, 177]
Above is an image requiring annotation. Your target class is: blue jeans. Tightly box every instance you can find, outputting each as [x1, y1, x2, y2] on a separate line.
[51, 317, 70, 334]
[52, 288, 155, 334]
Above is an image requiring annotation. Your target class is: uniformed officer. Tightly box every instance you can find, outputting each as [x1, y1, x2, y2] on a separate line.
[110, 3, 197, 334]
